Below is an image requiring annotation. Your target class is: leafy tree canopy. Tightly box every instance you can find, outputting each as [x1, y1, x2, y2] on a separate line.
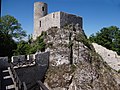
[14, 41, 31, 55]
[0, 15, 27, 57]
[0, 32, 17, 57]
[89, 26, 120, 55]
[0, 15, 27, 40]
[14, 31, 46, 55]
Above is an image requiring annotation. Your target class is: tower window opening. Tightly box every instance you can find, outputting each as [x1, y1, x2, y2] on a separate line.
[40, 21, 41, 27]
[53, 14, 55, 18]
[42, 7, 44, 11]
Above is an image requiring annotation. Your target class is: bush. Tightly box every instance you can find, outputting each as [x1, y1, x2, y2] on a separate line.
[75, 33, 93, 50]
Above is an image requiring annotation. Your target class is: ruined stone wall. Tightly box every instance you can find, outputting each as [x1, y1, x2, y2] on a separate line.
[11, 52, 50, 67]
[33, 11, 83, 40]
[34, 2, 48, 40]
[60, 12, 82, 28]
[15, 52, 50, 89]
[0, 57, 10, 69]
[35, 52, 50, 66]
[33, 12, 61, 40]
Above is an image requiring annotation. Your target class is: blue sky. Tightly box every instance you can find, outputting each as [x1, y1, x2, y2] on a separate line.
[2, 0, 120, 36]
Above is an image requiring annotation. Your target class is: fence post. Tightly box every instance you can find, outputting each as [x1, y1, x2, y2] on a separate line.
[37, 81, 49, 90]
[22, 82, 27, 90]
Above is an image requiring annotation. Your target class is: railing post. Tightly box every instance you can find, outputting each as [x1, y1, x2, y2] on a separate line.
[22, 82, 27, 90]
[10, 63, 22, 90]
[37, 81, 49, 90]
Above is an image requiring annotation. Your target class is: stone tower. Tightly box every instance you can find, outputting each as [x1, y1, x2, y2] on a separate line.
[34, 2, 48, 39]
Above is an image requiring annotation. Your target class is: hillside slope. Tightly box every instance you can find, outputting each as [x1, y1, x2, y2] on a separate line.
[92, 43, 120, 71]
[43, 24, 120, 90]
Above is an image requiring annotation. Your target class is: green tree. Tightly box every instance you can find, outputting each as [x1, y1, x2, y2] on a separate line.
[29, 31, 46, 53]
[28, 34, 33, 44]
[14, 41, 31, 55]
[35, 32, 46, 52]
[0, 15, 27, 40]
[0, 15, 27, 56]
[14, 31, 47, 55]
[0, 32, 17, 57]
[89, 26, 120, 55]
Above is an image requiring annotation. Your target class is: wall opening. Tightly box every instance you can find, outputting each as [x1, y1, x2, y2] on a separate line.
[42, 7, 44, 11]
[40, 21, 41, 27]
[53, 13, 55, 18]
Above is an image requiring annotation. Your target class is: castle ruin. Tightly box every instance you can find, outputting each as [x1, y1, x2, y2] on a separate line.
[33, 2, 83, 40]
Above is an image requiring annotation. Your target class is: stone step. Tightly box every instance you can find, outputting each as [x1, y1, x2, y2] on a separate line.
[6, 84, 15, 90]
[3, 75, 11, 79]
[2, 69, 9, 73]
[7, 88, 15, 90]
[2, 71, 10, 77]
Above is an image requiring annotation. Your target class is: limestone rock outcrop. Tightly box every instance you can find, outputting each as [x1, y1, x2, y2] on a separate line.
[43, 24, 120, 90]
[92, 43, 120, 71]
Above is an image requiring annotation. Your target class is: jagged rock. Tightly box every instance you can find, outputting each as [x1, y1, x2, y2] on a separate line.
[44, 25, 120, 90]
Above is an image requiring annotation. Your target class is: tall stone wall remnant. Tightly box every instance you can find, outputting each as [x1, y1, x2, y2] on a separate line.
[0, 57, 9, 69]
[34, 2, 48, 40]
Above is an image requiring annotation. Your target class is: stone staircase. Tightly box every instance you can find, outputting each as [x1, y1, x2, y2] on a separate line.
[1, 67, 15, 90]
[0, 52, 50, 90]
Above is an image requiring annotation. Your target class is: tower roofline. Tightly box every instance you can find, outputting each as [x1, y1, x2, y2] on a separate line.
[40, 11, 82, 18]
[34, 2, 47, 4]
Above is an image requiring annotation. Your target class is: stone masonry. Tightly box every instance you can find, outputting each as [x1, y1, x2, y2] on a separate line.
[33, 2, 83, 40]
[0, 51, 50, 89]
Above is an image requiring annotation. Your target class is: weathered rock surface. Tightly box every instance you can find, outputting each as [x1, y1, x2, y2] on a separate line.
[43, 25, 120, 90]
[92, 43, 120, 71]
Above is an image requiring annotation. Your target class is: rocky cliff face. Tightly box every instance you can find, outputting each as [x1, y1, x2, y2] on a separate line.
[43, 24, 120, 90]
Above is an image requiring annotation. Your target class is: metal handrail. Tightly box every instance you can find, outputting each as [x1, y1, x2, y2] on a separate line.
[10, 63, 22, 90]
[22, 82, 27, 90]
